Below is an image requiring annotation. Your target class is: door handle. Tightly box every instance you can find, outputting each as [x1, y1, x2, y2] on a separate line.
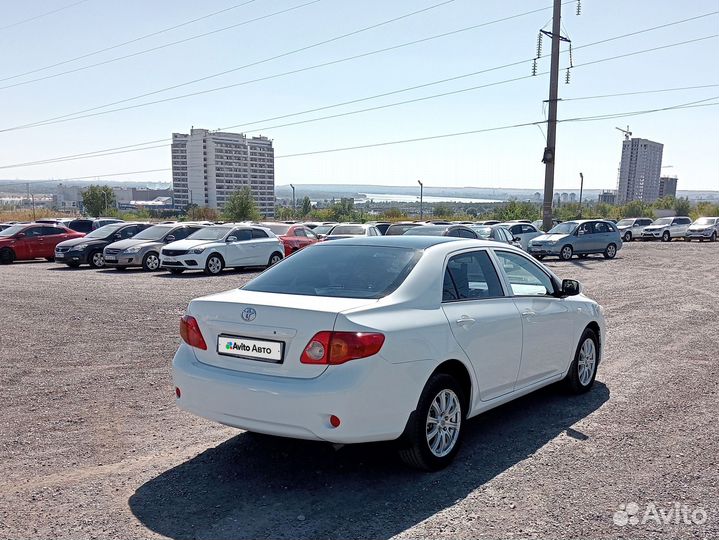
[521, 310, 536, 318]
[456, 316, 475, 326]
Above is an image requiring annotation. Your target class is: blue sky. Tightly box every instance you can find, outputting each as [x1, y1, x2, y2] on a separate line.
[0, 0, 717, 191]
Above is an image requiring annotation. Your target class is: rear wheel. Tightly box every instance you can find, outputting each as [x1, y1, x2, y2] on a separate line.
[204, 254, 224, 275]
[398, 373, 465, 471]
[267, 252, 283, 268]
[0, 248, 15, 264]
[559, 245, 573, 261]
[623, 231, 632, 242]
[661, 231, 671, 242]
[563, 328, 599, 394]
[603, 243, 617, 259]
[89, 250, 105, 269]
[142, 251, 160, 271]
[169, 268, 185, 274]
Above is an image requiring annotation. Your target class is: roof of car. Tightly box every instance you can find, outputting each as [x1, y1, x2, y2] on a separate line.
[318, 235, 501, 250]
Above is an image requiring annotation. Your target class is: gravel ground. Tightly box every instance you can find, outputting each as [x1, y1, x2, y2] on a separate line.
[0, 241, 717, 540]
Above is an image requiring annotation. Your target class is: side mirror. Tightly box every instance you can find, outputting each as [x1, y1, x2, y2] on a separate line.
[513, 237, 521, 242]
[561, 279, 581, 297]
[226, 236, 237, 242]
[165, 235, 175, 243]
[114, 233, 122, 239]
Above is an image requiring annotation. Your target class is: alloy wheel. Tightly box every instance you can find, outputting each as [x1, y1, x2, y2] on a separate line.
[91, 252, 105, 268]
[144, 253, 160, 271]
[578, 338, 597, 386]
[207, 256, 222, 274]
[425, 389, 461, 458]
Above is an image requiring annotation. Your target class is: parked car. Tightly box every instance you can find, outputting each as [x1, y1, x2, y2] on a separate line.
[384, 222, 424, 236]
[65, 218, 95, 234]
[310, 224, 337, 240]
[172, 236, 604, 470]
[93, 218, 124, 229]
[528, 219, 623, 261]
[54, 222, 151, 268]
[684, 217, 719, 242]
[104, 223, 206, 271]
[323, 223, 382, 241]
[404, 224, 478, 238]
[497, 222, 542, 250]
[260, 222, 318, 256]
[0, 223, 13, 231]
[476, 220, 500, 226]
[641, 216, 692, 241]
[0, 223, 84, 264]
[470, 225, 521, 247]
[368, 222, 391, 235]
[159, 224, 284, 275]
[531, 219, 563, 232]
[615, 217, 653, 242]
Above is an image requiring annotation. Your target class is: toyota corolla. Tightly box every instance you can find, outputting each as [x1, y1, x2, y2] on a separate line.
[173, 236, 605, 470]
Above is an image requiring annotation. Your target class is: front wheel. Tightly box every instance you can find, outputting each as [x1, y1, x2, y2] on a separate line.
[603, 243, 617, 259]
[204, 254, 224, 275]
[661, 231, 671, 242]
[623, 231, 632, 242]
[559, 245, 573, 261]
[267, 252, 283, 268]
[563, 328, 599, 394]
[142, 251, 161, 271]
[398, 373, 465, 471]
[711, 232, 717, 242]
[89, 250, 105, 268]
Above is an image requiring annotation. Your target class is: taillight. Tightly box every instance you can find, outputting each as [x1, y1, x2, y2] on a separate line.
[180, 315, 207, 350]
[301, 331, 385, 365]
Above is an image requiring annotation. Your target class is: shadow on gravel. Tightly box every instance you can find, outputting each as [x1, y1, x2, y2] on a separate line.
[130, 382, 609, 539]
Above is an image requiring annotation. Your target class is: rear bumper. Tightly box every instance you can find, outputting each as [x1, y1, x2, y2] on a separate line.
[172, 344, 419, 444]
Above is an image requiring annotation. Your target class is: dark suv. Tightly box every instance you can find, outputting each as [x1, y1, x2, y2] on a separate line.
[54, 222, 151, 268]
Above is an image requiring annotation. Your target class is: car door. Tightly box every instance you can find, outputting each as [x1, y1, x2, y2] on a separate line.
[519, 224, 541, 249]
[440, 249, 523, 401]
[575, 222, 596, 252]
[250, 228, 275, 264]
[223, 229, 253, 266]
[493, 249, 573, 388]
[14, 226, 43, 259]
[592, 221, 612, 251]
[40, 226, 66, 257]
[675, 217, 691, 236]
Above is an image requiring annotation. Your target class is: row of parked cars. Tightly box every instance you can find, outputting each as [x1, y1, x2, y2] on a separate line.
[616, 216, 719, 242]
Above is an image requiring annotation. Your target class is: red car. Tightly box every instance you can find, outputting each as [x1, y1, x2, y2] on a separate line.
[260, 222, 318, 256]
[0, 223, 85, 264]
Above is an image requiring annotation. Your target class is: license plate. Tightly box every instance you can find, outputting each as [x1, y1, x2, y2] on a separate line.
[55, 253, 64, 259]
[105, 256, 117, 262]
[164, 257, 177, 263]
[217, 334, 284, 363]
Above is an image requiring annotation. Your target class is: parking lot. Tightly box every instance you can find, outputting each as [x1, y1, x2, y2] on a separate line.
[1, 241, 717, 539]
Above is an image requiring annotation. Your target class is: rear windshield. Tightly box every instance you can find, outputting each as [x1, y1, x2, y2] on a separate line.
[244, 245, 421, 299]
[262, 223, 291, 235]
[330, 225, 365, 235]
[385, 224, 421, 235]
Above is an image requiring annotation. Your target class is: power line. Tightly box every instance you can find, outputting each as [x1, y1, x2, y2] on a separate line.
[0, 1, 557, 132]
[3, 7, 715, 134]
[562, 84, 719, 101]
[0, 0, 259, 82]
[1, 97, 715, 188]
[2, 33, 717, 172]
[0, 0, 322, 90]
[0, 0, 91, 32]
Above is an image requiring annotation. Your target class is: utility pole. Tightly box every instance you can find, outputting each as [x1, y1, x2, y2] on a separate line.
[290, 184, 296, 211]
[578, 172, 584, 218]
[31, 194, 36, 221]
[541, 0, 563, 232]
[418, 180, 424, 220]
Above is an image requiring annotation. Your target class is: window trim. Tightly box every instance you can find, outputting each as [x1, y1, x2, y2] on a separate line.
[441, 248, 509, 303]
[490, 248, 559, 298]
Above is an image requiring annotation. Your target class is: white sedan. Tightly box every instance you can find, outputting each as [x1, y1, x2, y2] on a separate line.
[160, 224, 284, 275]
[499, 222, 543, 250]
[173, 236, 605, 470]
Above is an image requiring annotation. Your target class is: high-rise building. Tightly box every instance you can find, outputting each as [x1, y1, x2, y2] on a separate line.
[598, 190, 616, 205]
[616, 138, 663, 204]
[172, 128, 275, 217]
[659, 176, 678, 199]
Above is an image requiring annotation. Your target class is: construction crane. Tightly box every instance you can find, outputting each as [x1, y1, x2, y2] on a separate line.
[615, 125, 632, 140]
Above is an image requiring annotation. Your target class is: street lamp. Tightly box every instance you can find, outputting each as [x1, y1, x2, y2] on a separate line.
[289, 184, 296, 211]
[578, 172, 584, 218]
[418, 180, 424, 220]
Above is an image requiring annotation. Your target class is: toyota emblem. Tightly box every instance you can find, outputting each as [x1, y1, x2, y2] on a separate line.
[241, 307, 257, 322]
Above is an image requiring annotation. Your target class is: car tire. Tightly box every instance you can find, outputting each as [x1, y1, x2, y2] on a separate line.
[0, 248, 15, 264]
[204, 254, 224, 275]
[267, 252, 283, 268]
[398, 373, 465, 471]
[623, 231, 632, 242]
[711, 232, 717, 242]
[88, 250, 105, 269]
[66, 261, 80, 268]
[603, 243, 617, 259]
[559, 245, 573, 261]
[661, 231, 671, 242]
[142, 251, 161, 271]
[563, 328, 599, 394]
[534, 255, 545, 260]
[683, 236, 691, 242]
[169, 268, 185, 274]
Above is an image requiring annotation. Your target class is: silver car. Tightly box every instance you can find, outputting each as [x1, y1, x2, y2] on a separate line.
[641, 216, 692, 241]
[104, 223, 206, 271]
[616, 217, 653, 242]
[685, 217, 719, 242]
[528, 219, 623, 261]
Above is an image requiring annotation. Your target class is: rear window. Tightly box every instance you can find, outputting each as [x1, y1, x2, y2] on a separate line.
[385, 224, 420, 235]
[244, 245, 421, 299]
[330, 225, 365, 235]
